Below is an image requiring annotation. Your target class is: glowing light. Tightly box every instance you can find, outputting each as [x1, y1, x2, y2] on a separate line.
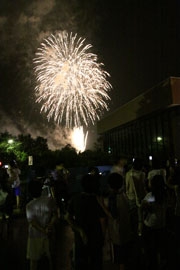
[71, 126, 88, 153]
[33, 31, 112, 128]
[157, 136, 162, 142]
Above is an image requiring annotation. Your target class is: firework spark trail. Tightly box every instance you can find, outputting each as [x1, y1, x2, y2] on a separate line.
[33, 31, 112, 128]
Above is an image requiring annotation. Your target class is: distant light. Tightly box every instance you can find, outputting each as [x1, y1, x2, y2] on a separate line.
[149, 156, 152, 161]
[157, 136, 162, 142]
[28, 156, 33, 166]
[108, 147, 112, 154]
[8, 139, 13, 144]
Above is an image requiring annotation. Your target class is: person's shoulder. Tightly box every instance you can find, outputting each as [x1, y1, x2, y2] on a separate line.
[132, 169, 143, 175]
[147, 169, 156, 177]
[35, 196, 56, 209]
[40, 195, 53, 202]
[125, 169, 132, 176]
[26, 198, 37, 209]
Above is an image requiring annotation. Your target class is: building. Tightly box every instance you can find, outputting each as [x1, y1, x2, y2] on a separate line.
[97, 77, 180, 164]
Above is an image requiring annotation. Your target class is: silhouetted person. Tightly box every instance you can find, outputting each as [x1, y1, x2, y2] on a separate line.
[66, 174, 106, 270]
[142, 175, 168, 270]
[125, 158, 146, 236]
[111, 156, 127, 179]
[26, 180, 57, 270]
[107, 173, 132, 270]
[7, 160, 21, 209]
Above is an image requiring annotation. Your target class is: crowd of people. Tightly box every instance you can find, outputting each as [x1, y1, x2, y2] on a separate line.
[0, 156, 180, 270]
[65, 156, 180, 270]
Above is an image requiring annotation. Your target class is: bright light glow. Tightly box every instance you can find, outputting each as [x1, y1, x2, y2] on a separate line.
[157, 136, 162, 142]
[8, 139, 13, 144]
[33, 31, 112, 128]
[71, 126, 88, 153]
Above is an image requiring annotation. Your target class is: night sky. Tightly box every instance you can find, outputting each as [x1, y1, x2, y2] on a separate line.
[0, 0, 180, 149]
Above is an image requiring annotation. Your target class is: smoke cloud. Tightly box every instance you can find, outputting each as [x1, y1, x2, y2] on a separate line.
[0, 0, 105, 151]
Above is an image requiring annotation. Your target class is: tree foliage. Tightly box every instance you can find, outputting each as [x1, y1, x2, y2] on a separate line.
[0, 132, 112, 176]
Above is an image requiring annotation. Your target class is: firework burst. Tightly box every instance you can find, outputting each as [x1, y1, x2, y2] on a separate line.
[71, 126, 88, 153]
[33, 31, 112, 128]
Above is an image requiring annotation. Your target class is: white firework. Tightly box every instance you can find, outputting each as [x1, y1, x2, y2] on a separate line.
[33, 31, 112, 128]
[71, 126, 88, 153]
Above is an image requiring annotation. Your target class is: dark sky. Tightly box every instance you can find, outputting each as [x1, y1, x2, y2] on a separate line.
[0, 0, 179, 149]
[100, 0, 180, 107]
